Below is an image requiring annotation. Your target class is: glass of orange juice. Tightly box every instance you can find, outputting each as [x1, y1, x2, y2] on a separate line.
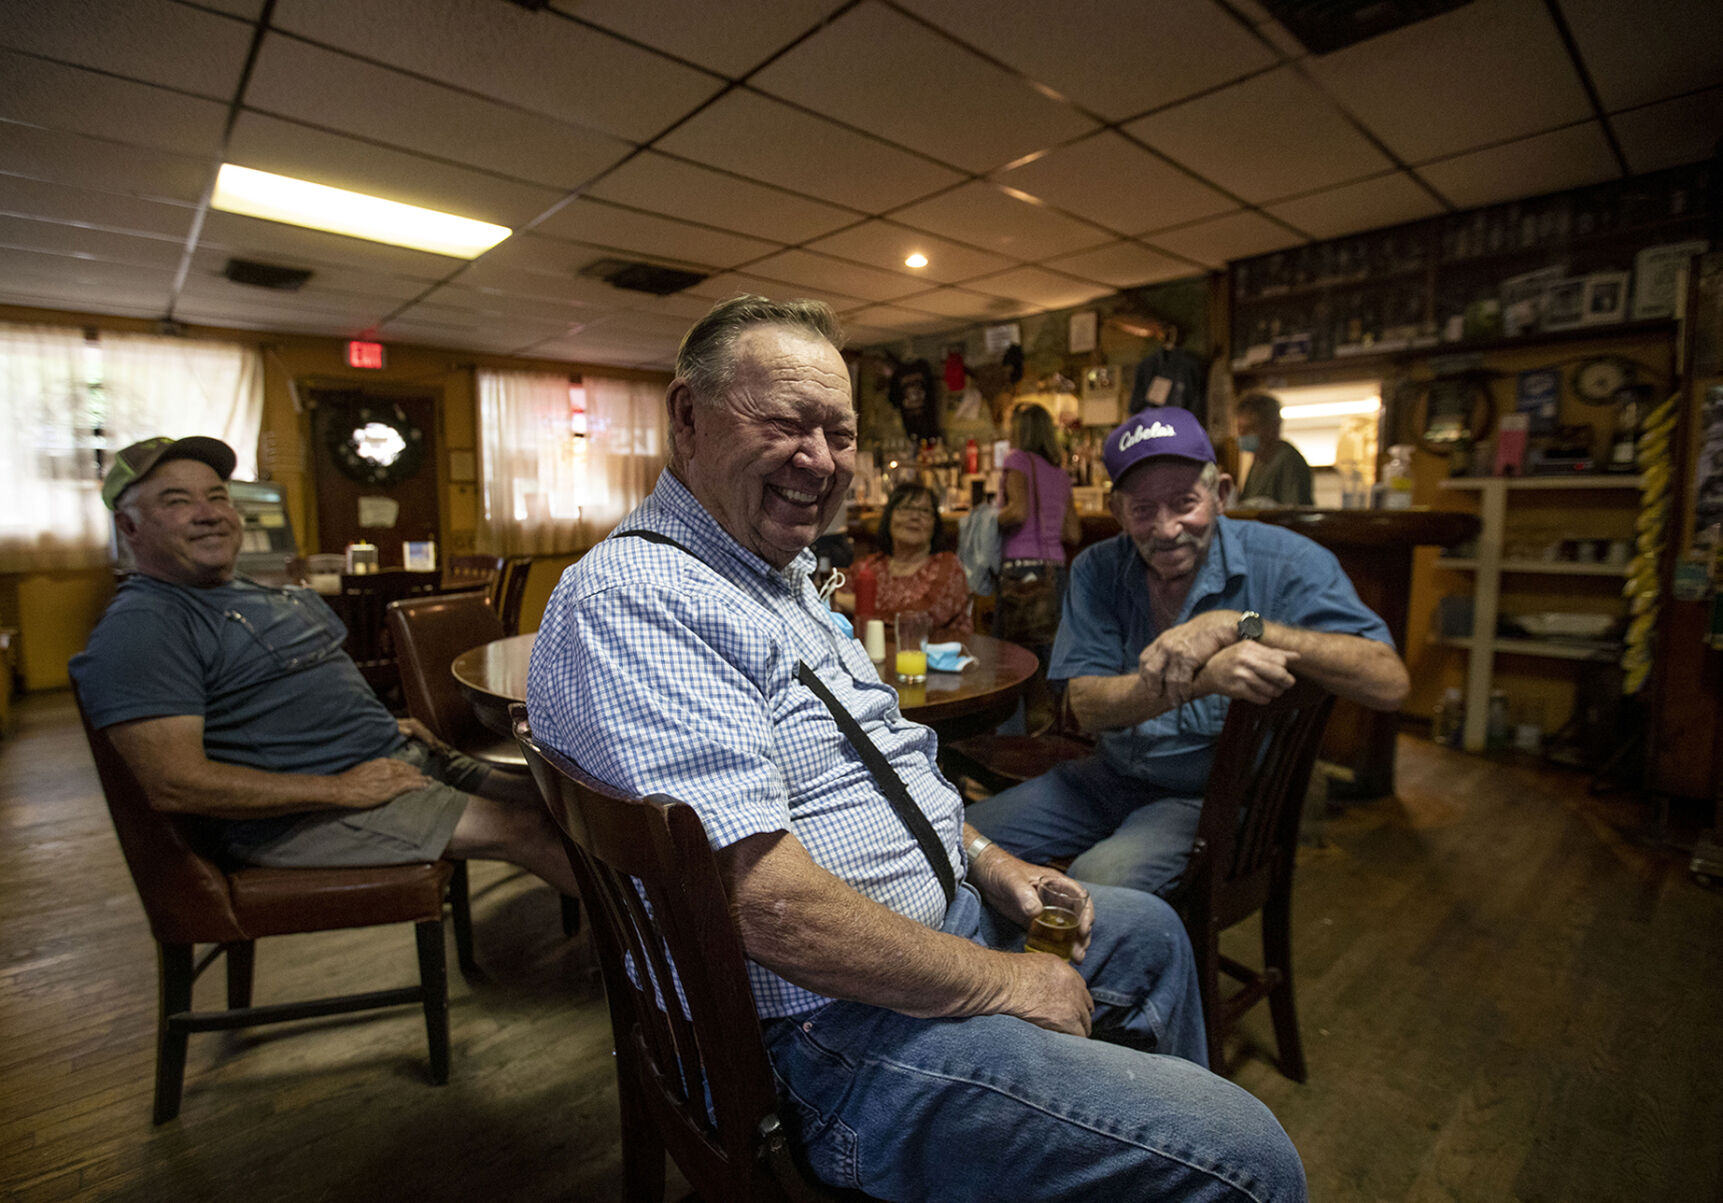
[894, 610, 929, 682]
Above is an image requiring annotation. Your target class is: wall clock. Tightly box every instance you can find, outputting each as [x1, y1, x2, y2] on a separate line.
[1572, 356, 1636, 405]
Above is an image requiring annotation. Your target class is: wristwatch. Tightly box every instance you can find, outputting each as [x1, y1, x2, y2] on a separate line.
[1237, 610, 1264, 642]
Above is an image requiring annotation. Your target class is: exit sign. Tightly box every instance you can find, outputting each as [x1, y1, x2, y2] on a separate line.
[346, 340, 386, 370]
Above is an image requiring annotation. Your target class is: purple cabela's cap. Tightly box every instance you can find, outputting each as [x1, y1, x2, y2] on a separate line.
[1102, 407, 1216, 483]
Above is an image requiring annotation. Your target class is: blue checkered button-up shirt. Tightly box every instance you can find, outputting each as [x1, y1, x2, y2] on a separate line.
[526, 470, 967, 1019]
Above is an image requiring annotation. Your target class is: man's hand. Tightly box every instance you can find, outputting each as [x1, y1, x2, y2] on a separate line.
[1139, 610, 1238, 705]
[396, 717, 451, 756]
[1192, 641, 1300, 704]
[969, 845, 1095, 963]
[332, 757, 431, 808]
[995, 950, 1095, 1037]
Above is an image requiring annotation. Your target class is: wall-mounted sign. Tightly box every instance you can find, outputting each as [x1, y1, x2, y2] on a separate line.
[346, 340, 386, 370]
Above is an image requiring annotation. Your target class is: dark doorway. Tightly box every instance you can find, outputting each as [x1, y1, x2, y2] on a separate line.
[310, 389, 441, 568]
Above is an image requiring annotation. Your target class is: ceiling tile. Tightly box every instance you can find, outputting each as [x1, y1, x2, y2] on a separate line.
[553, 0, 844, 78]
[804, 220, 1012, 284]
[963, 267, 1113, 310]
[995, 131, 1236, 235]
[185, 247, 435, 306]
[654, 89, 964, 211]
[749, 1, 1097, 174]
[0, 52, 229, 160]
[0, 0, 252, 98]
[0, 213, 184, 268]
[0, 176, 197, 241]
[891, 287, 1026, 321]
[459, 251, 664, 309]
[198, 211, 460, 281]
[270, 0, 722, 142]
[1144, 210, 1303, 269]
[585, 151, 861, 244]
[1042, 240, 1199, 288]
[0, 247, 176, 314]
[1263, 171, 1444, 240]
[610, 290, 724, 322]
[840, 303, 963, 335]
[0, 123, 212, 204]
[892, 182, 1110, 259]
[898, 0, 1277, 121]
[246, 36, 632, 192]
[174, 280, 398, 333]
[225, 111, 563, 229]
[743, 249, 928, 302]
[1415, 123, 1620, 210]
[685, 271, 867, 314]
[1126, 67, 1393, 205]
[1562, 0, 1723, 112]
[532, 198, 781, 270]
[1303, 0, 1591, 165]
[1611, 87, 1723, 176]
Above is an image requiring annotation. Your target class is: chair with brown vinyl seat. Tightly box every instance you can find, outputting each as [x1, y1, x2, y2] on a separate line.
[513, 706, 873, 1203]
[1164, 677, 1335, 1080]
[387, 593, 579, 976]
[73, 688, 453, 1125]
[442, 553, 504, 594]
[494, 557, 533, 636]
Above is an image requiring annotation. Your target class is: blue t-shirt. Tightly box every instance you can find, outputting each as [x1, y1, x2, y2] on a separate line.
[70, 573, 401, 774]
[1051, 516, 1393, 794]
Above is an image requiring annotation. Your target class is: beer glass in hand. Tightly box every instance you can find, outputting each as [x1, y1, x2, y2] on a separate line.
[1025, 879, 1086, 961]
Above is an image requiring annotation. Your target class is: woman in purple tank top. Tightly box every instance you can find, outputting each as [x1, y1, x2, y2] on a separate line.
[994, 404, 1080, 731]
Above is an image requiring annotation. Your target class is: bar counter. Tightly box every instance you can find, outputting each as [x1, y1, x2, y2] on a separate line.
[850, 505, 1479, 797]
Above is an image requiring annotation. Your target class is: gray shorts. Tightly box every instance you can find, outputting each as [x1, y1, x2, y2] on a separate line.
[214, 740, 483, 868]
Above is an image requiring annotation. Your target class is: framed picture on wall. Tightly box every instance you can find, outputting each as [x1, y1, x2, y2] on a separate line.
[1581, 271, 1630, 325]
[1541, 278, 1587, 331]
[1068, 310, 1098, 354]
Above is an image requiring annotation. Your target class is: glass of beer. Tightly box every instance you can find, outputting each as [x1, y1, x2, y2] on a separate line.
[894, 610, 929, 683]
[1025, 879, 1086, 962]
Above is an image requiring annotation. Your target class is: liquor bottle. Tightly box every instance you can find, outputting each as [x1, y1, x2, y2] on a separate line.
[853, 561, 877, 621]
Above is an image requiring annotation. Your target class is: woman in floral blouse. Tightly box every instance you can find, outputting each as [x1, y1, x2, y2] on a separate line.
[847, 483, 973, 634]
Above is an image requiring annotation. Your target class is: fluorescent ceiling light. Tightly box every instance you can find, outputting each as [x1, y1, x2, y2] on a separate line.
[211, 164, 511, 259]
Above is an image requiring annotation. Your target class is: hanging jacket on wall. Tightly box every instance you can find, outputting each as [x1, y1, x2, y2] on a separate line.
[1129, 346, 1208, 427]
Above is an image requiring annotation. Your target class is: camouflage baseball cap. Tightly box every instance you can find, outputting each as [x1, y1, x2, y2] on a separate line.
[101, 436, 237, 511]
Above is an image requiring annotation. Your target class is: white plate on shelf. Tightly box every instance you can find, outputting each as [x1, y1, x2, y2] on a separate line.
[1512, 612, 1616, 639]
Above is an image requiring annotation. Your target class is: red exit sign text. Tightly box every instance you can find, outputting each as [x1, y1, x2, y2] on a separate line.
[346, 340, 386, 370]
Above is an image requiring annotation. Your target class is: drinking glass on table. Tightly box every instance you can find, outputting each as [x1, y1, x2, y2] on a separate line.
[1025, 879, 1087, 961]
[894, 610, 929, 683]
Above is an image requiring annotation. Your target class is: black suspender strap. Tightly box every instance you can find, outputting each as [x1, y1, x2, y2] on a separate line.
[796, 661, 956, 907]
[613, 528, 957, 906]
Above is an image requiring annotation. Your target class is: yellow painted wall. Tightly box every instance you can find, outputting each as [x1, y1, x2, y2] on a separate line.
[1, 302, 668, 692]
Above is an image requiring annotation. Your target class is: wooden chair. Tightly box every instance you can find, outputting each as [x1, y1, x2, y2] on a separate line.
[1164, 678, 1336, 1080]
[443, 553, 504, 594]
[938, 690, 1092, 795]
[513, 706, 868, 1203]
[335, 570, 443, 701]
[387, 594, 580, 974]
[494, 557, 533, 636]
[74, 689, 452, 1124]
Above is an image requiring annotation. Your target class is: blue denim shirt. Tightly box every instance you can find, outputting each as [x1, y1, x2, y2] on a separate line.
[1050, 516, 1392, 793]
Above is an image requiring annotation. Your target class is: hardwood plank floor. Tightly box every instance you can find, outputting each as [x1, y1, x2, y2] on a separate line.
[3, 689, 1719, 1201]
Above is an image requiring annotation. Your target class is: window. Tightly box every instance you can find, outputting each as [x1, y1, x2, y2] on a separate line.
[0, 323, 262, 572]
[476, 368, 664, 555]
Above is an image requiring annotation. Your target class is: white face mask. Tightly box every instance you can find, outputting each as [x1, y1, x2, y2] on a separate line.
[1237, 433, 1260, 454]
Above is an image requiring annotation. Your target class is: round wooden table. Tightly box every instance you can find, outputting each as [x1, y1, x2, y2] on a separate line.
[452, 630, 1038, 743]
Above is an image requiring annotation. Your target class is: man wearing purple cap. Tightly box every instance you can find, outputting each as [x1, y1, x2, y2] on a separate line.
[69, 436, 580, 898]
[967, 407, 1408, 897]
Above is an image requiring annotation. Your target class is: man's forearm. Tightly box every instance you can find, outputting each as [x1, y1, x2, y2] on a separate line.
[137, 757, 366, 817]
[1261, 621, 1410, 710]
[723, 831, 1020, 1019]
[1066, 672, 1177, 732]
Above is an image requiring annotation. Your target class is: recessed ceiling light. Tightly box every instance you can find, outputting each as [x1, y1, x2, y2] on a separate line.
[905, 252, 929, 269]
[211, 164, 512, 259]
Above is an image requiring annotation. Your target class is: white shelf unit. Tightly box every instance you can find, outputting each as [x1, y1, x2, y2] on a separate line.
[1435, 475, 1643, 750]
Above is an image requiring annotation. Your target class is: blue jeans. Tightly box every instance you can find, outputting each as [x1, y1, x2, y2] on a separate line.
[966, 755, 1202, 897]
[762, 883, 1305, 1202]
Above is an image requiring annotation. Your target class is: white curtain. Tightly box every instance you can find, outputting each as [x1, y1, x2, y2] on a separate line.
[477, 368, 665, 555]
[0, 323, 262, 572]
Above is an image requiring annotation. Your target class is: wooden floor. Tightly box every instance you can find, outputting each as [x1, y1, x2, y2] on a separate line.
[3, 688, 1720, 1202]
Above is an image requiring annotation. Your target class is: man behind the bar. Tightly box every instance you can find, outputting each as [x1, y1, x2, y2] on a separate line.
[527, 295, 1307, 1202]
[70, 436, 579, 897]
[967, 406, 1408, 897]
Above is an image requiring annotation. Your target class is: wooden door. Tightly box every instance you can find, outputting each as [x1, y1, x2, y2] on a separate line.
[311, 389, 441, 569]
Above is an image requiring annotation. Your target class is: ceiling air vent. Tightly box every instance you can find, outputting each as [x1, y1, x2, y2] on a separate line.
[1256, 0, 1472, 54]
[223, 258, 313, 291]
[581, 257, 709, 297]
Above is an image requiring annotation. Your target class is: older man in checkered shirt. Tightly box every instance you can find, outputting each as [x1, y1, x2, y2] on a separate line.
[527, 295, 1305, 1203]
